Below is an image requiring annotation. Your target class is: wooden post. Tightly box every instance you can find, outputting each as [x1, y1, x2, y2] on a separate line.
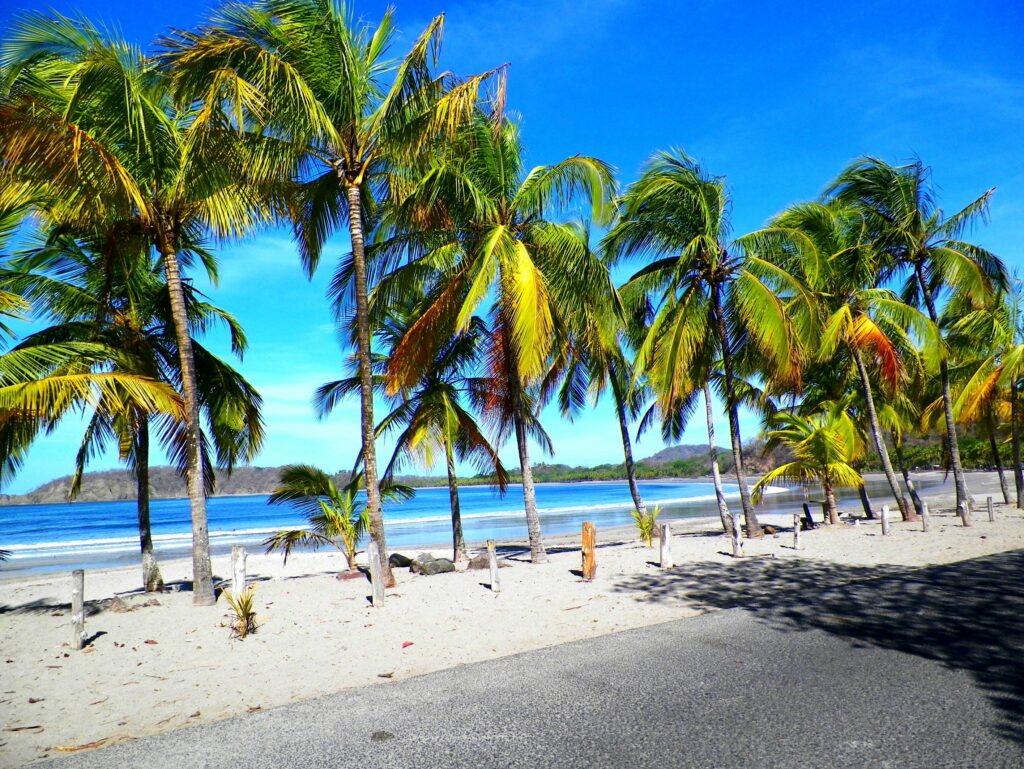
[792, 512, 801, 550]
[581, 522, 597, 581]
[487, 539, 500, 593]
[801, 502, 815, 530]
[730, 512, 743, 558]
[987, 496, 995, 522]
[921, 502, 931, 532]
[880, 504, 890, 536]
[367, 541, 385, 607]
[71, 569, 85, 651]
[659, 522, 673, 568]
[231, 545, 247, 596]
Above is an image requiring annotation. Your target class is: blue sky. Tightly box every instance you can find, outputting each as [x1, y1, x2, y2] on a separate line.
[2, 0, 1022, 493]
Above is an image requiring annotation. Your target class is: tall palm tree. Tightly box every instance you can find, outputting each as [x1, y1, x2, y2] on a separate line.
[826, 158, 1007, 526]
[380, 114, 615, 563]
[606, 150, 802, 538]
[1, 14, 273, 603]
[163, 0, 494, 587]
[4, 228, 263, 591]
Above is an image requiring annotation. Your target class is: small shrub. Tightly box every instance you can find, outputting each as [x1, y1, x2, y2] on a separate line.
[631, 505, 661, 547]
[225, 585, 258, 639]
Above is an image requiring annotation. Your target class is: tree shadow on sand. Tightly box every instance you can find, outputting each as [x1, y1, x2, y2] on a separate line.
[613, 549, 1024, 745]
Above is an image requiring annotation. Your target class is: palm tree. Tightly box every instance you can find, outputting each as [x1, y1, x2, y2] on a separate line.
[4, 228, 263, 591]
[1, 13, 273, 603]
[606, 150, 802, 538]
[380, 114, 615, 563]
[826, 158, 1008, 526]
[753, 408, 865, 525]
[163, 0, 494, 587]
[316, 309, 508, 565]
[746, 202, 939, 521]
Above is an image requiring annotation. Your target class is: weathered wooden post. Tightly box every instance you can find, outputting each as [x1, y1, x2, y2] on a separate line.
[659, 522, 673, 568]
[487, 539, 500, 593]
[231, 545, 247, 596]
[880, 504, 891, 536]
[367, 541, 385, 607]
[858, 485, 875, 520]
[730, 512, 743, 558]
[792, 512, 801, 550]
[71, 569, 85, 650]
[581, 522, 597, 580]
[921, 502, 930, 532]
[801, 502, 815, 530]
[987, 496, 995, 522]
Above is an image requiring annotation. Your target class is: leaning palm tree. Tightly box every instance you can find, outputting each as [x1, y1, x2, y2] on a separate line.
[1, 14, 274, 603]
[753, 407, 865, 525]
[606, 150, 803, 538]
[380, 113, 616, 563]
[163, 0, 495, 587]
[826, 158, 1008, 526]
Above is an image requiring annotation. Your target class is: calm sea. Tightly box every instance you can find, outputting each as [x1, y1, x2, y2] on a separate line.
[0, 479, 759, 575]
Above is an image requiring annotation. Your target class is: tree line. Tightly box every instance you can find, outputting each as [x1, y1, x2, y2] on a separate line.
[0, 1, 1015, 604]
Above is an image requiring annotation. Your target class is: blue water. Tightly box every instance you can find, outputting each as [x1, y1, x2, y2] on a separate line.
[0, 480, 750, 574]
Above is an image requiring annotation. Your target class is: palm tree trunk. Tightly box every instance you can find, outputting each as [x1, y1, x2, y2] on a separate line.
[136, 417, 163, 593]
[444, 437, 467, 565]
[711, 285, 761, 537]
[987, 413, 1011, 505]
[514, 413, 547, 563]
[704, 384, 731, 532]
[1012, 382, 1024, 509]
[609, 372, 645, 517]
[823, 475, 840, 525]
[916, 263, 971, 525]
[891, 433, 925, 517]
[157, 230, 214, 606]
[851, 347, 913, 520]
[345, 185, 395, 587]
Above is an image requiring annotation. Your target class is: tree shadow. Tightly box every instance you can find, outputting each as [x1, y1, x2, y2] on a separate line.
[612, 550, 1024, 744]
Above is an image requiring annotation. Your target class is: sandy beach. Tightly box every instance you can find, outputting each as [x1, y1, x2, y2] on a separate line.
[1, 471, 1022, 767]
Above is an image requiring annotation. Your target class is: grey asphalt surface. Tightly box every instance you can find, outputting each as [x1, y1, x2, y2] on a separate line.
[33, 551, 1024, 769]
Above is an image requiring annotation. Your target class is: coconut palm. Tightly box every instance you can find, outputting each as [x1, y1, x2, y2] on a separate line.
[379, 113, 615, 563]
[753, 407, 865, 524]
[4, 227, 263, 591]
[1, 13, 274, 603]
[606, 150, 802, 538]
[163, 0, 494, 587]
[826, 158, 1008, 526]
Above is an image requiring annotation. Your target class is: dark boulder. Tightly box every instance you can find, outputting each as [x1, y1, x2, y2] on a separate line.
[388, 553, 413, 568]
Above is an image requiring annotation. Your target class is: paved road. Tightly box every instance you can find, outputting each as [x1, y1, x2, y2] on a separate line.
[38, 551, 1024, 768]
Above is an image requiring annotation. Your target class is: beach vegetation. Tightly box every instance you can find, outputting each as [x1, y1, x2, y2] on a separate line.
[631, 504, 661, 547]
[225, 584, 258, 639]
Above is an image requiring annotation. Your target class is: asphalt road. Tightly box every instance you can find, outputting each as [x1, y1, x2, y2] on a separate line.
[35, 551, 1024, 769]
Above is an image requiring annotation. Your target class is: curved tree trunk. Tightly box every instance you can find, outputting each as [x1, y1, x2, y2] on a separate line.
[514, 414, 547, 563]
[135, 417, 163, 592]
[987, 414, 1011, 505]
[609, 372, 645, 517]
[346, 185, 395, 587]
[158, 231, 214, 606]
[823, 476, 840, 525]
[711, 285, 761, 538]
[852, 347, 914, 520]
[444, 437, 467, 565]
[916, 264, 971, 525]
[704, 384, 731, 532]
[891, 433, 925, 517]
[1011, 382, 1024, 509]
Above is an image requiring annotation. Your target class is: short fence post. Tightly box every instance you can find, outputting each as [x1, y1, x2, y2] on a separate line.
[792, 512, 801, 550]
[659, 522, 673, 568]
[730, 513, 744, 558]
[71, 569, 85, 650]
[880, 504, 891, 536]
[987, 496, 995, 522]
[801, 502, 815, 530]
[231, 545, 247, 596]
[367, 541, 385, 607]
[487, 539, 500, 593]
[581, 522, 597, 580]
[921, 502, 930, 532]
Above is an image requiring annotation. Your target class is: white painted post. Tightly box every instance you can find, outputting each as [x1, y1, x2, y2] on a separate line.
[231, 545, 247, 596]
[792, 512, 801, 550]
[71, 569, 85, 650]
[921, 502, 930, 532]
[659, 522, 673, 568]
[881, 504, 891, 536]
[367, 541, 385, 607]
[987, 496, 995, 522]
[730, 512, 744, 558]
[487, 539, 500, 593]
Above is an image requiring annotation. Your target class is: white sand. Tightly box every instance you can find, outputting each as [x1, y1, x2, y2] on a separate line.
[1, 472, 1022, 766]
